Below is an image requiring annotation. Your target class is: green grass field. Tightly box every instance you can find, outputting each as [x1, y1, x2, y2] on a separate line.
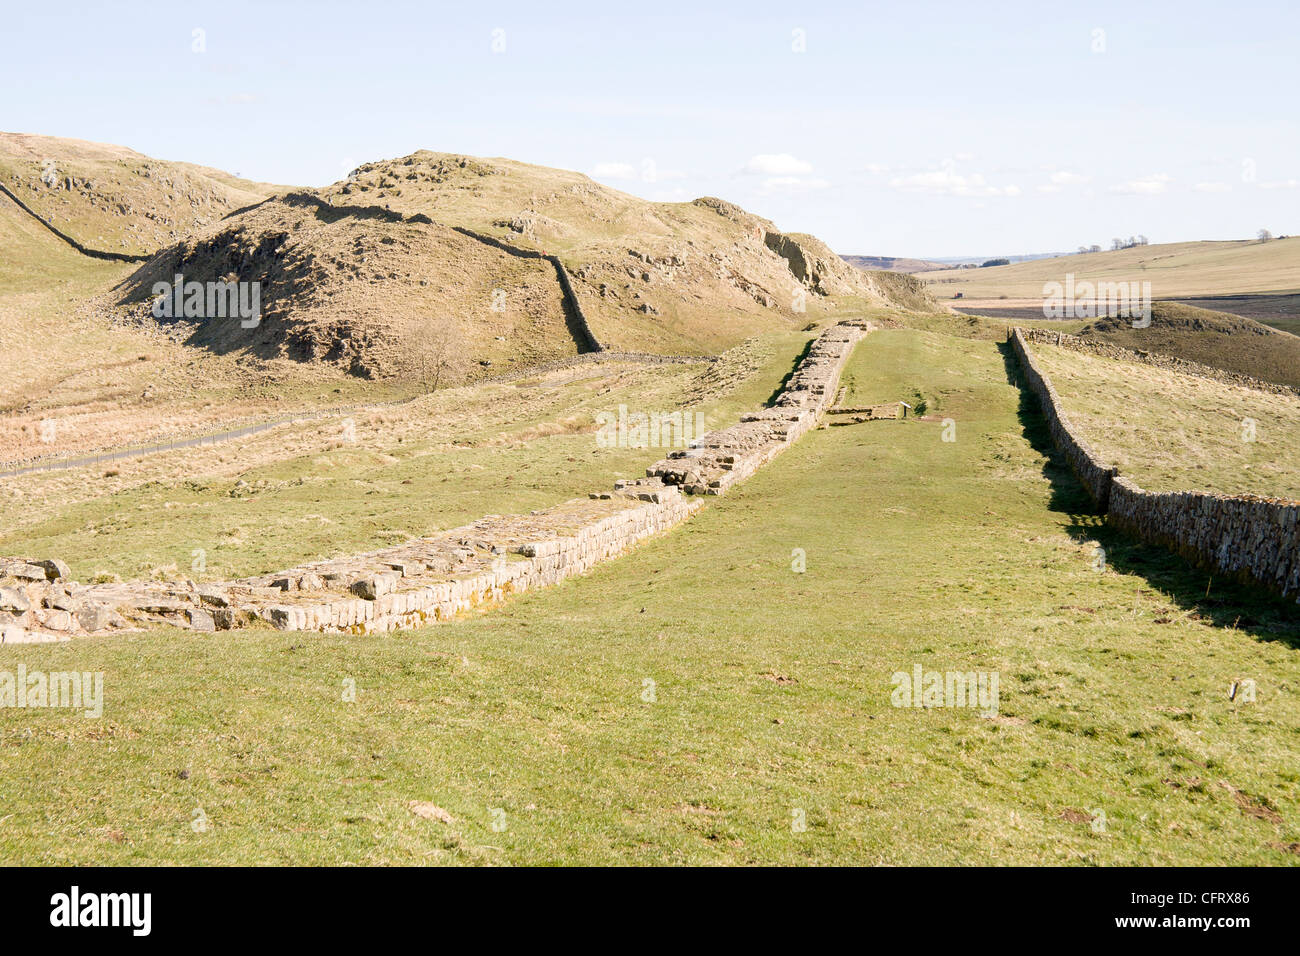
[0, 332, 811, 582]
[2, 328, 1297, 865]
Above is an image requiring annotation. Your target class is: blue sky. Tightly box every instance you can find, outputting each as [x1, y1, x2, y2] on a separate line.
[6, 0, 1297, 257]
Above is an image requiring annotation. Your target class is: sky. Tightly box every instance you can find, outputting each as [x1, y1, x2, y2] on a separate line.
[5, 0, 1297, 258]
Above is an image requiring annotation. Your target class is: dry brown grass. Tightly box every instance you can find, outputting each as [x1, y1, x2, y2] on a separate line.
[1033, 343, 1300, 498]
[0, 131, 282, 255]
[920, 237, 1300, 303]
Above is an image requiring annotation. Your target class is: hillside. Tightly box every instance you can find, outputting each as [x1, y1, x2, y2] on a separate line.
[106, 149, 937, 379]
[1077, 302, 1300, 390]
[308, 151, 933, 356]
[0, 132, 283, 256]
[112, 191, 579, 382]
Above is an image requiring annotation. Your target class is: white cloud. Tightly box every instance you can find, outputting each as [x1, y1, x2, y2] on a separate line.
[590, 162, 634, 179]
[1193, 182, 1232, 193]
[762, 176, 830, 192]
[1259, 179, 1299, 190]
[890, 166, 1020, 197]
[1036, 184, 1062, 193]
[590, 162, 638, 179]
[1049, 170, 1090, 185]
[744, 153, 814, 175]
[1109, 173, 1172, 195]
[862, 162, 889, 174]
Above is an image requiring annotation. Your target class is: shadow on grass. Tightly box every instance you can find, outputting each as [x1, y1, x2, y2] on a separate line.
[997, 340, 1300, 649]
[764, 335, 816, 407]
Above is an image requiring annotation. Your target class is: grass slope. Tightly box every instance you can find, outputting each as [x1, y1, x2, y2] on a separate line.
[1078, 302, 1300, 391]
[2, 328, 1296, 865]
[1031, 342, 1300, 498]
[0, 131, 282, 256]
[0, 333, 812, 581]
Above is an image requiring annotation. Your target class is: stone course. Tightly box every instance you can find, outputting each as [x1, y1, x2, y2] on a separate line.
[2, 322, 872, 639]
[646, 321, 869, 494]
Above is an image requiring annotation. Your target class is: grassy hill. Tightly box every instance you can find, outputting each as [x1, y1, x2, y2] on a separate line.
[2, 328, 1295, 865]
[0, 134, 943, 464]
[311, 151, 934, 355]
[99, 148, 938, 381]
[1077, 302, 1300, 391]
[1031, 341, 1300, 498]
[0, 132, 283, 256]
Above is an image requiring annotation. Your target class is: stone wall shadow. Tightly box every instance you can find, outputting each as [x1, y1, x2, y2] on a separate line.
[997, 340, 1299, 649]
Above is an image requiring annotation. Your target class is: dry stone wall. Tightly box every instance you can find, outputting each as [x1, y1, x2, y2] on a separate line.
[1011, 328, 1300, 601]
[0, 182, 152, 263]
[1, 322, 871, 641]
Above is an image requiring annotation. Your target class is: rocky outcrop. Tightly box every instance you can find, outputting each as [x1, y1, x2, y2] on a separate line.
[765, 231, 866, 296]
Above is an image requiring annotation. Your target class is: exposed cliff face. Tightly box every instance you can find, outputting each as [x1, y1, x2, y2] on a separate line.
[766, 231, 864, 296]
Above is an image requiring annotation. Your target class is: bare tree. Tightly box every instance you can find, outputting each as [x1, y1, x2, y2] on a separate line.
[1258, 228, 1273, 241]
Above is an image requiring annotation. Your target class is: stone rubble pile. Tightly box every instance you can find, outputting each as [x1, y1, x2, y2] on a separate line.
[647, 322, 867, 495]
[1, 322, 873, 640]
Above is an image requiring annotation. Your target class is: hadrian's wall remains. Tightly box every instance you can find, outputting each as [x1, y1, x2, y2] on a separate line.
[1, 322, 871, 641]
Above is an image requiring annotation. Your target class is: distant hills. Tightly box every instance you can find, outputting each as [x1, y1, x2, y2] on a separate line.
[842, 251, 1066, 273]
[841, 255, 950, 273]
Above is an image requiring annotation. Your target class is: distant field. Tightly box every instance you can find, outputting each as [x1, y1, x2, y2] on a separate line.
[923, 238, 1300, 311]
[1168, 294, 1300, 337]
[841, 254, 948, 273]
[1032, 343, 1300, 498]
